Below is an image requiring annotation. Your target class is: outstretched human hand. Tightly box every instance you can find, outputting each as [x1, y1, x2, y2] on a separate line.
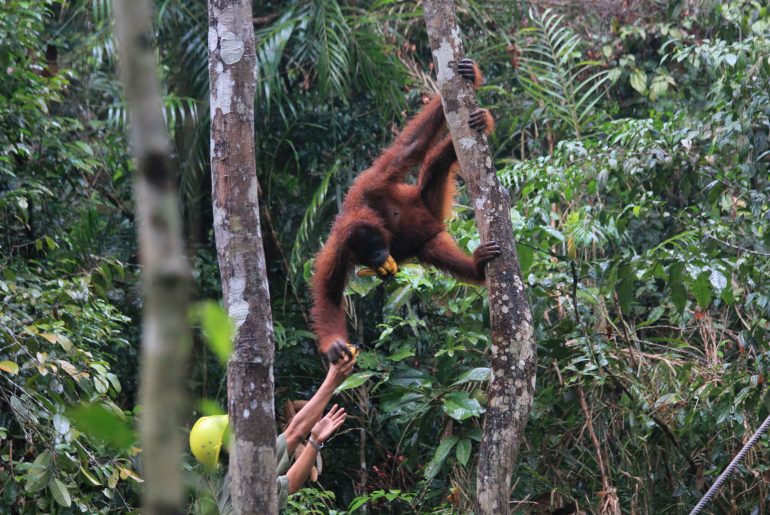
[310, 404, 346, 444]
[327, 354, 356, 388]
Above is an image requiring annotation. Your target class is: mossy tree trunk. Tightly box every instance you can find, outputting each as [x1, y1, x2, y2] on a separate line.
[208, 0, 278, 513]
[423, 2, 537, 513]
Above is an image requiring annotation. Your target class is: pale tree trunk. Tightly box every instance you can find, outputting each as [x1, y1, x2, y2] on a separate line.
[423, 2, 537, 514]
[208, 1, 278, 513]
[113, 2, 192, 513]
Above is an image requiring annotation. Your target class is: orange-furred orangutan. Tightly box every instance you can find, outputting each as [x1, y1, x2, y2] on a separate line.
[311, 59, 499, 362]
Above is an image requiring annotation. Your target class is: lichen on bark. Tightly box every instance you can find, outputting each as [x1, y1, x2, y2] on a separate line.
[422, 1, 537, 513]
[208, 0, 278, 513]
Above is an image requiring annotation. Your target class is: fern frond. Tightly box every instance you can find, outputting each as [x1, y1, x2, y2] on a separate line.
[518, 8, 608, 138]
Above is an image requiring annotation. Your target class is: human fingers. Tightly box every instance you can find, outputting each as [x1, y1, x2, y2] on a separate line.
[325, 404, 340, 418]
[329, 407, 345, 422]
[331, 412, 347, 430]
[341, 358, 355, 375]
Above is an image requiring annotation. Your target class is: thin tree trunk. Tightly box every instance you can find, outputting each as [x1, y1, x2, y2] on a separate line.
[422, 3, 537, 514]
[113, 2, 192, 513]
[208, 1, 278, 513]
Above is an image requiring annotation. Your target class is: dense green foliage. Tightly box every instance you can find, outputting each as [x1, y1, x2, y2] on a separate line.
[2, 0, 770, 513]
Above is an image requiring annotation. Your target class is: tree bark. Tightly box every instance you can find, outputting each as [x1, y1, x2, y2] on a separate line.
[208, 1, 278, 514]
[422, 2, 537, 514]
[113, 2, 192, 514]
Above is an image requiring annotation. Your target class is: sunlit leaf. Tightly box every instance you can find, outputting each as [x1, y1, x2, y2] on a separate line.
[197, 301, 234, 365]
[630, 69, 647, 94]
[442, 391, 485, 421]
[49, 478, 71, 507]
[67, 404, 135, 450]
[336, 372, 376, 392]
[452, 367, 491, 385]
[0, 361, 19, 375]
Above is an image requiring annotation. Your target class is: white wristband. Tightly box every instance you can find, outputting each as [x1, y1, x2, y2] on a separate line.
[308, 437, 324, 451]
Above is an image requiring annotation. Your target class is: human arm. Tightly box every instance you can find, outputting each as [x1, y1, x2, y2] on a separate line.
[282, 360, 355, 455]
[285, 405, 346, 493]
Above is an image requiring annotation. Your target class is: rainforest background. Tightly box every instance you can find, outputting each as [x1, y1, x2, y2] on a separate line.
[2, 0, 770, 513]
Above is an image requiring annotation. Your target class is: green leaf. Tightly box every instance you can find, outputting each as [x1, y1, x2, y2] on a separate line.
[0, 361, 19, 375]
[49, 478, 71, 507]
[384, 285, 413, 312]
[57, 334, 74, 352]
[630, 69, 647, 94]
[387, 347, 415, 362]
[709, 269, 727, 294]
[348, 495, 369, 512]
[616, 264, 634, 314]
[197, 301, 234, 365]
[199, 398, 227, 416]
[67, 404, 136, 450]
[80, 466, 101, 486]
[442, 391, 485, 421]
[336, 372, 375, 392]
[542, 225, 566, 242]
[24, 451, 51, 493]
[24, 468, 50, 493]
[452, 367, 491, 385]
[692, 272, 712, 309]
[721, 282, 735, 305]
[455, 438, 471, 466]
[423, 436, 458, 480]
[516, 243, 534, 275]
[669, 263, 687, 313]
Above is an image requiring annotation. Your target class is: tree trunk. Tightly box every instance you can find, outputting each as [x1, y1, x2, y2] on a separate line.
[113, 2, 192, 514]
[208, 1, 278, 513]
[422, 2, 537, 514]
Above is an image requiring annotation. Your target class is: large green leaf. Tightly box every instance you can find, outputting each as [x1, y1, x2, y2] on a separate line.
[692, 272, 712, 309]
[455, 438, 471, 466]
[669, 263, 687, 313]
[630, 69, 647, 94]
[0, 361, 19, 375]
[67, 404, 135, 450]
[49, 478, 71, 507]
[616, 263, 634, 314]
[518, 8, 608, 136]
[442, 391, 485, 421]
[336, 372, 376, 392]
[517, 243, 534, 276]
[452, 367, 491, 385]
[423, 436, 458, 480]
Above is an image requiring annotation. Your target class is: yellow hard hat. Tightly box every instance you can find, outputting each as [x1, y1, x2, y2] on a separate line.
[189, 415, 229, 469]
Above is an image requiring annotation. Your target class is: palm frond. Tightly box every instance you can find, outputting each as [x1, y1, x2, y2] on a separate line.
[105, 94, 198, 134]
[517, 8, 609, 138]
[289, 164, 339, 281]
[255, 12, 300, 113]
[299, 0, 352, 100]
